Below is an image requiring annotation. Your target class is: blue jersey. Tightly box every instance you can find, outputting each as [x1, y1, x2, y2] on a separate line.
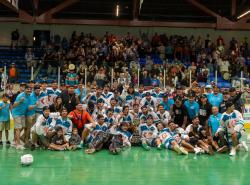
[74, 88, 87, 103]
[125, 92, 140, 104]
[116, 128, 132, 140]
[55, 117, 73, 135]
[12, 92, 30, 118]
[138, 123, 158, 137]
[87, 123, 108, 144]
[208, 93, 223, 108]
[36, 90, 50, 114]
[104, 116, 115, 127]
[208, 113, 222, 136]
[160, 99, 174, 111]
[184, 100, 199, 120]
[27, 91, 39, 116]
[101, 92, 114, 104]
[47, 88, 61, 97]
[89, 94, 104, 104]
[0, 102, 10, 121]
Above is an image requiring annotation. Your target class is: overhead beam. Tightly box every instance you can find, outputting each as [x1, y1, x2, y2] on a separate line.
[231, 0, 237, 17]
[36, 18, 216, 28]
[186, 0, 220, 18]
[19, 10, 33, 23]
[0, 0, 18, 12]
[39, 0, 79, 19]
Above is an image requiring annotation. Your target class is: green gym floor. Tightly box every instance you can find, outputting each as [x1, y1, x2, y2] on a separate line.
[1, 132, 250, 185]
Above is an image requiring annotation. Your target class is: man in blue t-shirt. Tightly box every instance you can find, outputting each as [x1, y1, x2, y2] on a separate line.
[26, 85, 40, 145]
[208, 106, 223, 152]
[12, 85, 31, 149]
[184, 92, 199, 122]
[208, 86, 223, 108]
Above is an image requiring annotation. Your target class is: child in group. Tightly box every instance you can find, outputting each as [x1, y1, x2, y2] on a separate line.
[68, 128, 82, 150]
[0, 94, 11, 145]
[49, 126, 69, 151]
[155, 122, 188, 155]
[138, 115, 158, 150]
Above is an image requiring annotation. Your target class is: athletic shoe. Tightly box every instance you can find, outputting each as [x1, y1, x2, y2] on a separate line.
[142, 143, 151, 151]
[229, 147, 236, 156]
[194, 147, 202, 155]
[157, 145, 163, 150]
[85, 148, 96, 154]
[0, 141, 3, 145]
[6, 141, 11, 145]
[217, 146, 228, 153]
[179, 146, 188, 155]
[16, 145, 25, 150]
[241, 141, 249, 152]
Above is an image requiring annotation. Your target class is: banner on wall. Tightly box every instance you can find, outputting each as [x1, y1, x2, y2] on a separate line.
[244, 104, 250, 124]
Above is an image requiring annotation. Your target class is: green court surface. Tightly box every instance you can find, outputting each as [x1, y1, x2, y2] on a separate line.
[1, 131, 250, 185]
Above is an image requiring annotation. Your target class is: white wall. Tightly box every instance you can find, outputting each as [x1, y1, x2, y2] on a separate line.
[0, 22, 250, 46]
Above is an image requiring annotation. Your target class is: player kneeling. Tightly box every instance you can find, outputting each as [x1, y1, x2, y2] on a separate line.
[215, 101, 247, 156]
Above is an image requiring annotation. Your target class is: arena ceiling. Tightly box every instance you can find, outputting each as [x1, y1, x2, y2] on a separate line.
[1, 0, 250, 29]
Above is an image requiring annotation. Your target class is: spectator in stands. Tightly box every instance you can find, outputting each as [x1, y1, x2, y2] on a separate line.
[8, 63, 18, 83]
[65, 64, 78, 86]
[11, 29, 19, 49]
[25, 48, 36, 69]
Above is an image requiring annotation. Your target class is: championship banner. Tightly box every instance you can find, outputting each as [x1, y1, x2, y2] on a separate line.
[244, 104, 250, 128]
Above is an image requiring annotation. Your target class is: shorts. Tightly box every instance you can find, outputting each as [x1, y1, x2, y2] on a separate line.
[0, 121, 10, 131]
[164, 138, 175, 149]
[26, 115, 36, 128]
[14, 116, 25, 129]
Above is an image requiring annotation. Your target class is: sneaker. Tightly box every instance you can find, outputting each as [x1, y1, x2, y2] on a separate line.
[194, 147, 202, 155]
[241, 141, 249, 152]
[6, 141, 11, 145]
[217, 146, 228, 153]
[0, 141, 3, 145]
[229, 147, 236, 156]
[179, 146, 188, 155]
[85, 148, 96, 154]
[11, 141, 17, 148]
[16, 144, 25, 150]
[142, 143, 151, 151]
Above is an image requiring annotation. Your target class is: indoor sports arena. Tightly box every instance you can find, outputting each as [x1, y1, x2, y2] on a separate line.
[0, 0, 250, 185]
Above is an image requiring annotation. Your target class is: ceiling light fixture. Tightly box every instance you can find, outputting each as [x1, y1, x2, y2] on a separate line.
[116, 4, 119, 17]
[237, 10, 250, 20]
